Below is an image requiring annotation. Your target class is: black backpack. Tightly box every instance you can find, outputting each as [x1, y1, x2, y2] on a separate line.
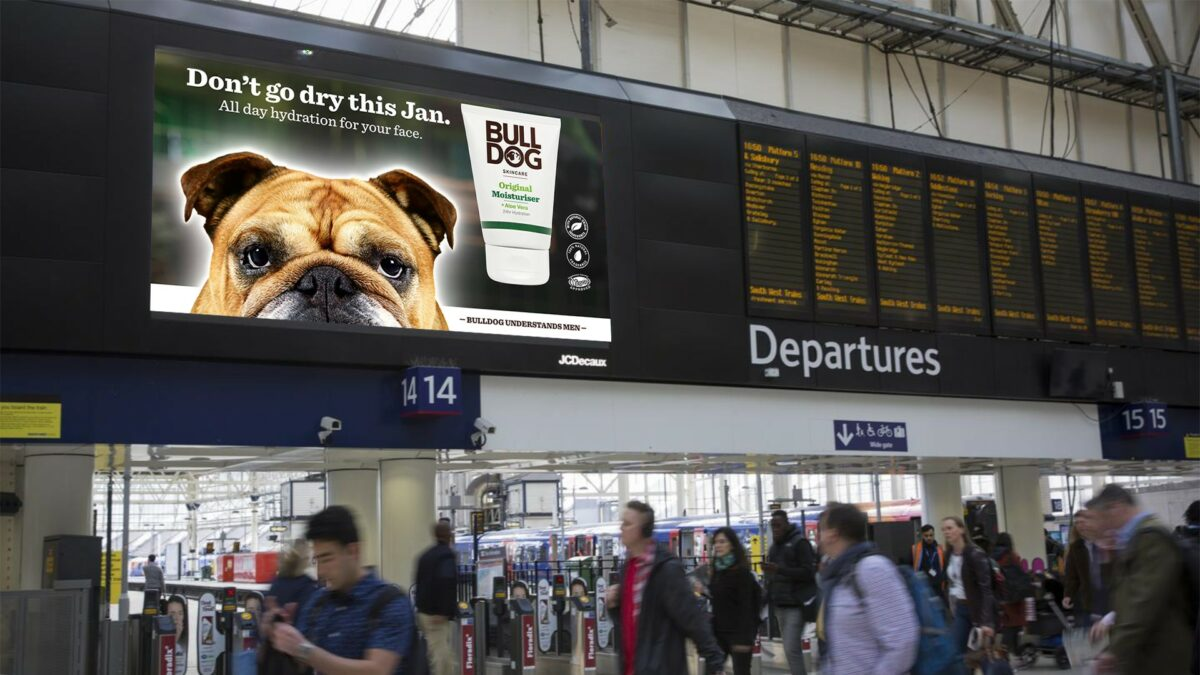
[308, 584, 429, 674]
[998, 559, 1033, 603]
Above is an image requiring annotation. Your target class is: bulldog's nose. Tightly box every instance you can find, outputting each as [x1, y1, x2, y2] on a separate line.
[295, 266, 358, 301]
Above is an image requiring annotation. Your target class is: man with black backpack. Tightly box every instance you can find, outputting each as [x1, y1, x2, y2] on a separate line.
[765, 510, 818, 675]
[267, 505, 417, 675]
[1086, 484, 1191, 675]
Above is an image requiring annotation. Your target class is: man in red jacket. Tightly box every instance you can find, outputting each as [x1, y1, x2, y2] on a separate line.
[605, 501, 725, 675]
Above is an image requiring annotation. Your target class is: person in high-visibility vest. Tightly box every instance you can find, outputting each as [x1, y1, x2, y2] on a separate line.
[911, 524, 946, 597]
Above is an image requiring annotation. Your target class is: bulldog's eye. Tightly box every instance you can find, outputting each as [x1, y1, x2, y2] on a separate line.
[241, 244, 271, 270]
[379, 256, 407, 279]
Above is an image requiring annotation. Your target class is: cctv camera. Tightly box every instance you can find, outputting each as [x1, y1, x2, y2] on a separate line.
[474, 417, 496, 434]
[470, 430, 487, 450]
[318, 416, 343, 445]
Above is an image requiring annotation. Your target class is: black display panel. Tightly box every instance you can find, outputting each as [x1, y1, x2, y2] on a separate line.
[983, 169, 1042, 337]
[871, 149, 932, 329]
[1035, 179, 1092, 340]
[742, 125, 809, 319]
[808, 137, 874, 325]
[1082, 187, 1138, 345]
[1130, 194, 1184, 346]
[1175, 201, 1200, 349]
[928, 160, 989, 334]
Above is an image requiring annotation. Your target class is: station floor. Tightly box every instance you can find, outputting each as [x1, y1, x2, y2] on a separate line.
[126, 591, 1086, 675]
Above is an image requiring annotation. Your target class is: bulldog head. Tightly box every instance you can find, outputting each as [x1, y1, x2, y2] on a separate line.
[181, 151, 456, 329]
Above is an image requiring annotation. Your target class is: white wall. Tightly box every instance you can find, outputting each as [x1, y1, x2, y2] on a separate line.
[458, 0, 1198, 182]
[481, 376, 1102, 460]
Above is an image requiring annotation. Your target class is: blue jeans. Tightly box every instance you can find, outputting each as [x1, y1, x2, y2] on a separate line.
[953, 599, 973, 653]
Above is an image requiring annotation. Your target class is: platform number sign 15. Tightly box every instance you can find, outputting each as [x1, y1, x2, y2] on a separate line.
[401, 366, 463, 417]
[1119, 402, 1167, 435]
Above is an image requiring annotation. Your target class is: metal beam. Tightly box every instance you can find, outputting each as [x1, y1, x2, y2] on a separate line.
[1163, 68, 1188, 180]
[990, 0, 1022, 33]
[1121, 0, 1171, 69]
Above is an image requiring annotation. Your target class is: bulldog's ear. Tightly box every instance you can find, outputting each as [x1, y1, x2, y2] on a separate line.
[181, 152, 277, 237]
[371, 170, 458, 252]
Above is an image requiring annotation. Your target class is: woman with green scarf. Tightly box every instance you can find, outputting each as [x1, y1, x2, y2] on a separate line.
[708, 526, 762, 675]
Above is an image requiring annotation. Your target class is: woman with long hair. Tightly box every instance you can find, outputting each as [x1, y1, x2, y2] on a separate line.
[940, 516, 996, 655]
[707, 527, 760, 675]
[165, 595, 189, 675]
[991, 532, 1027, 657]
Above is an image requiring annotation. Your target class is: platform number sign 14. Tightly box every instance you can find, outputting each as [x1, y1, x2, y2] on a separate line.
[1119, 402, 1167, 435]
[401, 366, 463, 417]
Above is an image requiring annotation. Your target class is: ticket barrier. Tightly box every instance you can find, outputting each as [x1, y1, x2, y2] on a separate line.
[453, 601, 483, 675]
[230, 610, 259, 675]
[550, 575, 569, 654]
[490, 578, 511, 659]
[150, 615, 179, 675]
[568, 595, 597, 675]
[504, 597, 537, 675]
[127, 589, 164, 675]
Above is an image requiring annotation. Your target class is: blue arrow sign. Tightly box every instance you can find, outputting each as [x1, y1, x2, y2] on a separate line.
[833, 420, 908, 452]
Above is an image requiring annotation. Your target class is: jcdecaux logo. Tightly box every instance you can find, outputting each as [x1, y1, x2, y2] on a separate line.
[750, 324, 941, 378]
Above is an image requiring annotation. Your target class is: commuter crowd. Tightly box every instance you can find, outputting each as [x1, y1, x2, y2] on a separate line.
[199, 482, 1196, 674]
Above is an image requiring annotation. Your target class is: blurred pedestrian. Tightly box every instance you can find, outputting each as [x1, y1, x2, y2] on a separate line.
[606, 501, 725, 675]
[1063, 510, 1109, 629]
[144, 553, 165, 594]
[765, 510, 818, 675]
[991, 533, 1029, 658]
[1179, 501, 1200, 675]
[708, 527, 760, 675]
[940, 515, 995, 655]
[912, 524, 946, 595]
[415, 521, 458, 675]
[263, 506, 415, 673]
[266, 540, 319, 618]
[816, 503, 919, 675]
[1086, 484, 1190, 674]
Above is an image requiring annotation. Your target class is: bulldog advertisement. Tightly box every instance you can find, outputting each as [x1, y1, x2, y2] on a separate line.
[150, 49, 610, 342]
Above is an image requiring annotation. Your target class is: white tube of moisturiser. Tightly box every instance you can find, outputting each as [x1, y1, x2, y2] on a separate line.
[461, 103, 562, 286]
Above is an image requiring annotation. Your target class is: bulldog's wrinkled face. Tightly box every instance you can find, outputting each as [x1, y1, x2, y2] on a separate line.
[181, 152, 456, 329]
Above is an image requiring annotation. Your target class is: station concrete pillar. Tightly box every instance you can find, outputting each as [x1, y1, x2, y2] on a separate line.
[772, 475, 790, 504]
[380, 453, 436, 589]
[995, 465, 1046, 569]
[325, 468, 380, 570]
[20, 445, 94, 589]
[617, 474, 630, 506]
[919, 463, 963, 530]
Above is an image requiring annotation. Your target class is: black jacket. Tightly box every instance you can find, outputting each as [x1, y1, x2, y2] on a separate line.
[709, 564, 760, 646]
[611, 545, 725, 675]
[955, 544, 995, 629]
[414, 542, 458, 618]
[767, 525, 817, 608]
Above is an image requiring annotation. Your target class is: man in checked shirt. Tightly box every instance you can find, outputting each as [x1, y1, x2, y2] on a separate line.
[816, 503, 920, 675]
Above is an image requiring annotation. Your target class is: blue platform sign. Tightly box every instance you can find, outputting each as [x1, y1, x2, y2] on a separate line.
[1098, 403, 1199, 461]
[834, 420, 908, 452]
[401, 366, 463, 417]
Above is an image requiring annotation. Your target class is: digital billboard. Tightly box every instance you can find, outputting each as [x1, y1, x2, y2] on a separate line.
[150, 49, 610, 342]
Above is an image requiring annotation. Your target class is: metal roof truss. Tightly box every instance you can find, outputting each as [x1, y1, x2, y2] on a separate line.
[699, 0, 1199, 117]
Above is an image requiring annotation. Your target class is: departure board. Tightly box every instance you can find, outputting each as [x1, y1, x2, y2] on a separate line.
[929, 160, 989, 334]
[809, 138, 874, 324]
[871, 150, 932, 328]
[1083, 189, 1138, 344]
[984, 169, 1042, 337]
[1130, 195, 1183, 345]
[1035, 180, 1092, 339]
[1174, 202, 1200, 347]
[742, 126, 809, 319]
